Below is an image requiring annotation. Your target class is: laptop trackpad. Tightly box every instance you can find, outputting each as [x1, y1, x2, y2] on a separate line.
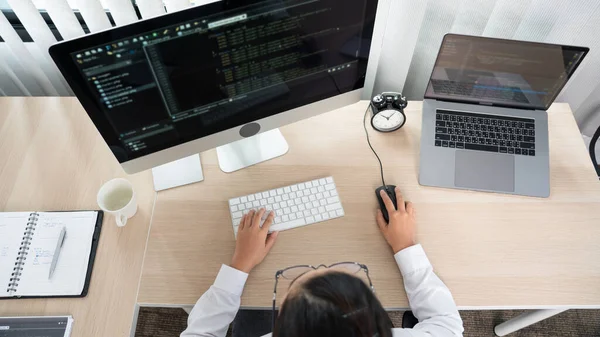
[454, 150, 515, 192]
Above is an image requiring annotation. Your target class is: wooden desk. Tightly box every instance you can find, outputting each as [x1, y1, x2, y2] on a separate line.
[0, 98, 156, 337]
[138, 101, 600, 309]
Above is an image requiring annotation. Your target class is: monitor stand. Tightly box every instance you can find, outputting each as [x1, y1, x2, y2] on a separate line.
[151, 154, 204, 191]
[216, 128, 289, 173]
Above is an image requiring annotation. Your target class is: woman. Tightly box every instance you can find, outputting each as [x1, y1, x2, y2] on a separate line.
[182, 187, 463, 337]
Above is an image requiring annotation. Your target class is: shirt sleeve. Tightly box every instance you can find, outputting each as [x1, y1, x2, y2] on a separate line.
[181, 265, 248, 337]
[391, 244, 464, 337]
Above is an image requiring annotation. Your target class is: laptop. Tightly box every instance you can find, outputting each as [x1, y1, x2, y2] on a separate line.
[419, 34, 588, 197]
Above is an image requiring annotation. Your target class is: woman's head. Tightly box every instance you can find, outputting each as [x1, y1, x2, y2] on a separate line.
[274, 269, 393, 337]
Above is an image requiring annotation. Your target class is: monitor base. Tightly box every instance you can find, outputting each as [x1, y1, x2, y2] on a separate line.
[217, 128, 289, 173]
[151, 154, 204, 191]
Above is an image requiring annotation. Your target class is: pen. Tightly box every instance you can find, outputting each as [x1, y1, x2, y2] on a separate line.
[48, 226, 67, 279]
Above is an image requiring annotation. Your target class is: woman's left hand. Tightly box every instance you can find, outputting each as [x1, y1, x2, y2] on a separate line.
[231, 208, 279, 273]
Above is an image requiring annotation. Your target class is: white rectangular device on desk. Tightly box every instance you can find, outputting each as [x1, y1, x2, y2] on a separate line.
[228, 177, 344, 237]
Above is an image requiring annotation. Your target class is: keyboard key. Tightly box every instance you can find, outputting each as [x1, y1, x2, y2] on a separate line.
[451, 135, 457, 141]
[311, 208, 318, 215]
[436, 113, 442, 120]
[319, 178, 327, 185]
[322, 212, 330, 220]
[443, 114, 449, 121]
[291, 185, 298, 192]
[465, 143, 498, 153]
[327, 196, 340, 204]
[318, 206, 326, 213]
[290, 213, 297, 220]
[312, 201, 320, 208]
[232, 211, 243, 219]
[525, 123, 535, 129]
[524, 136, 535, 143]
[520, 142, 535, 149]
[282, 215, 289, 222]
[253, 201, 260, 207]
[231, 205, 238, 212]
[275, 196, 282, 202]
[298, 183, 305, 189]
[442, 141, 449, 147]
[456, 142, 465, 149]
[522, 149, 528, 155]
[269, 190, 277, 197]
[435, 140, 441, 147]
[436, 127, 448, 134]
[270, 218, 307, 232]
[230, 198, 240, 206]
[515, 148, 521, 155]
[305, 181, 312, 188]
[277, 188, 284, 195]
[245, 202, 253, 209]
[499, 147, 507, 153]
[326, 177, 334, 184]
[325, 184, 336, 191]
[508, 148, 514, 154]
[306, 216, 315, 224]
[529, 150, 535, 156]
[319, 199, 327, 206]
[241, 196, 248, 203]
[336, 209, 344, 217]
[329, 211, 337, 218]
[436, 120, 446, 127]
[449, 142, 456, 148]
[435, 134, 450, 141]
[282, 194, 289, 200]
[262, 192, 269, 198]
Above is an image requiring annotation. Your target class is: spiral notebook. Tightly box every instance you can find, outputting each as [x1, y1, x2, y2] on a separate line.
[0, 211, 103, 299]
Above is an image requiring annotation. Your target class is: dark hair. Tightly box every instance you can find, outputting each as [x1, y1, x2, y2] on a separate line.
[273, 271, 393, 337]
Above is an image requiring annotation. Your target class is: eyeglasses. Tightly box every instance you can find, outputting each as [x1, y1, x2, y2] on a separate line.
[271, 262, 374, 331]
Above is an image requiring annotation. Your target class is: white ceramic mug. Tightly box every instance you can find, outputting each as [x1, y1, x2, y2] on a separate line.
[97, 178, 138, 227]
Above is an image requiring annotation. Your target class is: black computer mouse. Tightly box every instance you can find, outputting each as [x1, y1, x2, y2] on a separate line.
[375, 185, 397, 223]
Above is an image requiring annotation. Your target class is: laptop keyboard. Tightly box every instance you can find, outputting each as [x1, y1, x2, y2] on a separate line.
[431, 80, 529, 104]
[434, 109, 536, 156]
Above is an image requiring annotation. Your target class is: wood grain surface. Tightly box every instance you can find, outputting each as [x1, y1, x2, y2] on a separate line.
[0, 98, 156, 337]
[138, 101, 600, 309]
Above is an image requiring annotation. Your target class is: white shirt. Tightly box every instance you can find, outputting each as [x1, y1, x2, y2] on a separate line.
[181, 244, 463, 337]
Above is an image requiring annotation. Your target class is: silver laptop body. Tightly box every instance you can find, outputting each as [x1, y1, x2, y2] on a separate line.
[419, 34, 588, 197]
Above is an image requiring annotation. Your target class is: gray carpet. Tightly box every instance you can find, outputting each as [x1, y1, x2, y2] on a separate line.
[135, 307, 600, 337]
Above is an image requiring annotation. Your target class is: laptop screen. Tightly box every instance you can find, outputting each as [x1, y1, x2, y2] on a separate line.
[424, 34, 588, 110]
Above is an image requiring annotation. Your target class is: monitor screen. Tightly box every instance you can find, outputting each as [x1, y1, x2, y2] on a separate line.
[425, 34, 588, 110]
[54, 0, 377, 162]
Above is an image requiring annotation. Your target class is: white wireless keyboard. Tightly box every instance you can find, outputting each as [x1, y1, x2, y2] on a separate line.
[228, 176, 344, 237]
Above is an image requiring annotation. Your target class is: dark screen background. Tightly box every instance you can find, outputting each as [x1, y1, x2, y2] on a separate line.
[425, 34, 587, 109]
[63, 0, 375, 162]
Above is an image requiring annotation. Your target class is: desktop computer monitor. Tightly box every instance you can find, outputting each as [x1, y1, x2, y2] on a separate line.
[50, 0, 380, 178]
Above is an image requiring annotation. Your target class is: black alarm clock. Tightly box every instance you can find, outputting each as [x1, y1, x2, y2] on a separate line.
[369, 92, 408, 132]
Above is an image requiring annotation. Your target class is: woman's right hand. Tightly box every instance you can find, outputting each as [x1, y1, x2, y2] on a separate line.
[376, 186, 416, 254]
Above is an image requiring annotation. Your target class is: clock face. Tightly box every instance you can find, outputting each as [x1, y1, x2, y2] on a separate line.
[371, 109, 405, 132]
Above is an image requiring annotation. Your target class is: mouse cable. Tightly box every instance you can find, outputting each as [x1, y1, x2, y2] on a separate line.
[363, 104, 387, 188]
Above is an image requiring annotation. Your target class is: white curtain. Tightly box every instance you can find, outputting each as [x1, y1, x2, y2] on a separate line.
[373, 0, 600, 136]
[1, 0, 599, 135]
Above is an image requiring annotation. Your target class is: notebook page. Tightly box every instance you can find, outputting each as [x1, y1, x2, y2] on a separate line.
[15, 212, 98, 297]
[0, 212, 30, 298]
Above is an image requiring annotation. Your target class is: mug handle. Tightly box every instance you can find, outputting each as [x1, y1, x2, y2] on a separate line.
[116, 214, 128, 227]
